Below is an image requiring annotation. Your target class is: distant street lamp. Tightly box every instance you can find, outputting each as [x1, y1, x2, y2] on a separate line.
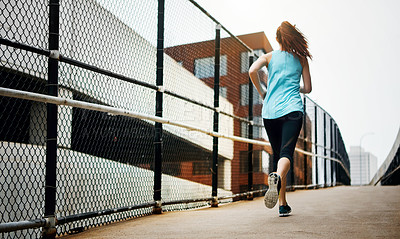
[359, 132, 374, 185]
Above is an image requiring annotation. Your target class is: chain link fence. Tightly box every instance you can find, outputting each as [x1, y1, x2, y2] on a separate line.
[0, 0, 350, 238]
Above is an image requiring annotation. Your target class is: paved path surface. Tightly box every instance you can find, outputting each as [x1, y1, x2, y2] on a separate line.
[62, 186, 400, 239]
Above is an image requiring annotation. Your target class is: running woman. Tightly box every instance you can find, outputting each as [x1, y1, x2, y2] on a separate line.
[249, 21, 312, 217]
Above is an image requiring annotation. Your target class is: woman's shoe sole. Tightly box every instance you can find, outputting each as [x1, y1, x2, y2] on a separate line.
[264, 173, 279, 208]
[279, 212, 291, 217]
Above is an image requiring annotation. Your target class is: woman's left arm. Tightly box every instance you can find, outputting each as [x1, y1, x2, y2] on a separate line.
[300, 59, 312, 94]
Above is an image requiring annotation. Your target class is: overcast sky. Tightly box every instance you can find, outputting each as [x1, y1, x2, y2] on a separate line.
[195, 0, 400, 167]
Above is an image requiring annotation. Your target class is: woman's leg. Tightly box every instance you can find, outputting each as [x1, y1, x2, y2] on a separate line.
[263, 118, 283, 208]
[276, 157, 290, 206]
[263, 118, 282, 172]
[277, 111, 303, 206]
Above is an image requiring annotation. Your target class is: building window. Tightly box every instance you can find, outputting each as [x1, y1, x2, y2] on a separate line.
[194, 55, 227, 79]
[0, 97, 32, 144]
[240, 150, 270, 174]
[0, 69, 47, 145]
[163, 162, 181, 176]
[193, 161, 211, 175]
[240, 49, 266, 73]
[71, 96, 154, 164]
[240, 83, 264, 106]
[219, 86, 227, 98]
[241, 116, 265, 139]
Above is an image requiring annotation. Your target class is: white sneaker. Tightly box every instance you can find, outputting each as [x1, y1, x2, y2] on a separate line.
[264, 173, 280, 208]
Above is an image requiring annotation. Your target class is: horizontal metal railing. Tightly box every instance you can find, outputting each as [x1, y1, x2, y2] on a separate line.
[0, 38, 252, 124]
[0, 87, 350, 181]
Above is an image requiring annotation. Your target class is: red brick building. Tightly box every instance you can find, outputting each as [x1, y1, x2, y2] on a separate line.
[165, 32, 276, 193]
[164, 31, 313, 194]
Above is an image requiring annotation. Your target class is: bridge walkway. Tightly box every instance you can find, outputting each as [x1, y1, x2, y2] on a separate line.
[62, 186, 400, 239]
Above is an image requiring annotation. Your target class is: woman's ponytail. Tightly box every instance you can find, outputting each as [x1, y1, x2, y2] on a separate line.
[276, 21, 312, 61]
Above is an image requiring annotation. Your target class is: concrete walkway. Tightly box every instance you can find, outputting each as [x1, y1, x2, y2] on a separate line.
[62, 186, 400, 239]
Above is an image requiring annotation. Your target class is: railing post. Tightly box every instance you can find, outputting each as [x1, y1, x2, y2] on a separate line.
[211, 23, 221, 207]
[314, 105, 318, 187]
[335, 124, 339, 184]
[330, 118, 334, 186]
[290, 127, 295, 187]
[42, 0, 59, 238]
[323, 113, 327, 187]
[247, 52, 254, 200]
[303, 96, 307, 186]
[153, 0, 165, 214]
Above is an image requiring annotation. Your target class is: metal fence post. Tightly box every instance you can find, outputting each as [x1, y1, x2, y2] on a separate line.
[247, 53, 254, 200]
[153, 0, 165, 214]
[323, 112, 327, 187]
[42, 0, 59, 238]
[314, 105, 318, 187]
[330, 118, 334, 186]
[335, 124, 339, 184]
[303, 96, 307, 186]
[290, 141, 295, 187]
[211, 24, 221, 207]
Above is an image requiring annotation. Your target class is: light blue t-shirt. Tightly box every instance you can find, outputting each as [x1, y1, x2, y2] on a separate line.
[262, 50, 304, 119]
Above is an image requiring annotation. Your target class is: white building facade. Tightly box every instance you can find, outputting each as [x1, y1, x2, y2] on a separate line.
[349, 146, 378, 185]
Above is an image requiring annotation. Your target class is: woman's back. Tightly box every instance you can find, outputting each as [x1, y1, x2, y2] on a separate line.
[262, 50, 303, 119]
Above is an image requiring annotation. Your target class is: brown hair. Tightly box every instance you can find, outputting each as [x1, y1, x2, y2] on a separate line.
[276, 21, 312, 61]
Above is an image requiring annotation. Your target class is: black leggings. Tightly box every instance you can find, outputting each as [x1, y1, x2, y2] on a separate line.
[263, 111, 303, 172]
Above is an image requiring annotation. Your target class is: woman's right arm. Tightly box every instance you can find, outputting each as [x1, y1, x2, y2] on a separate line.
[249, 53, 271, 99]
[300, 58, 312, 94]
